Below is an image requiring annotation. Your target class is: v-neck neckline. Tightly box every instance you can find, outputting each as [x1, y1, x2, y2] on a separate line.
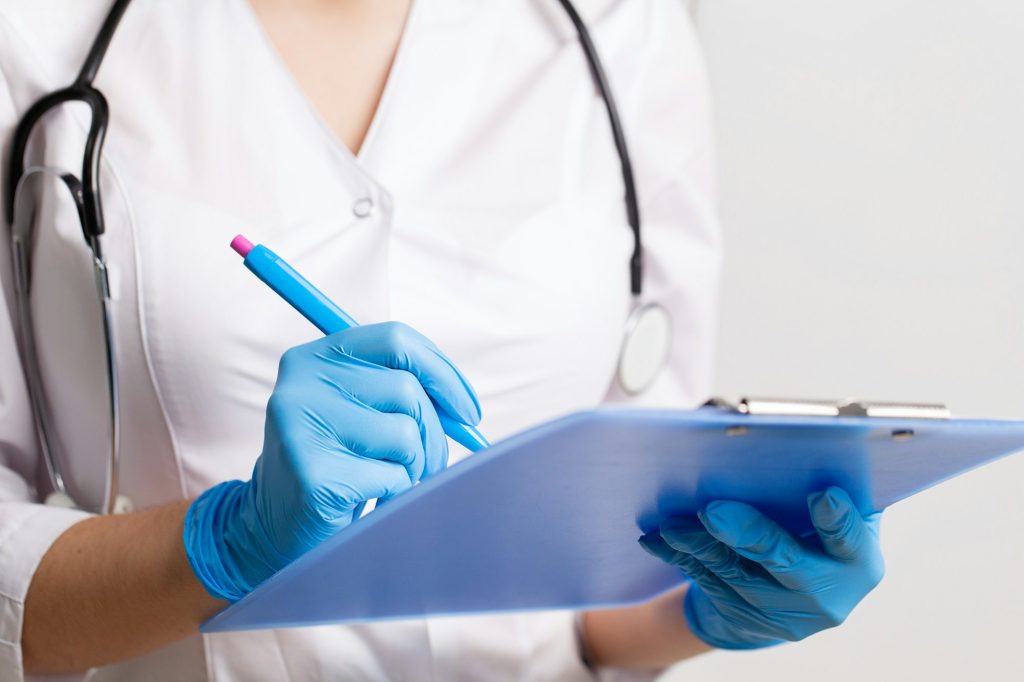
[235, 0, 422, 166]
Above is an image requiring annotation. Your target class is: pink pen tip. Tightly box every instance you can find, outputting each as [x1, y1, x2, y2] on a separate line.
[230, 234, 255, 258]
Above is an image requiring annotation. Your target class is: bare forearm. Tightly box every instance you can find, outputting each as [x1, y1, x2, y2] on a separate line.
[22, 500, 225, 674]
[581, 585, 711, 670]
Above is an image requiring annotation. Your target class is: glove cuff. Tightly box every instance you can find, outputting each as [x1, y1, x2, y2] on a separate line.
[682, 585, 784, 651]
[184, 480, 255, 602]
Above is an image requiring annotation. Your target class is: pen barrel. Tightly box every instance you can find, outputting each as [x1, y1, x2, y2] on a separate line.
[244, 246, 358, 334]
[439, 414, 490, 452]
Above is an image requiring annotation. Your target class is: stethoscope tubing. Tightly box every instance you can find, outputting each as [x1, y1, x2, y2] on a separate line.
[6, 0, 669, 513]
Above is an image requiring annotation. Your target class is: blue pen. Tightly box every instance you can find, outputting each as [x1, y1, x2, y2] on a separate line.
[230, 234, 490, 452]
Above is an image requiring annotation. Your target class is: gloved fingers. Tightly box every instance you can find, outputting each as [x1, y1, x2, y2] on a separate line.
[638, 532, 740, 605]
[320, 403, 427, 485]
[324, 323, 482, 426]
[331, 456, 415, 507]
[638, 530, 679, 563]
[808, 487, 883, 563]
[329, 368, 448, 479]
[660, 517, 777, 592]
[699, 501, 811, 592]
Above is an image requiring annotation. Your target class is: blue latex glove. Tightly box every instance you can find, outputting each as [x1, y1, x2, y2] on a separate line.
[639, 487, 884, 650]
[184, 322, 482, 602]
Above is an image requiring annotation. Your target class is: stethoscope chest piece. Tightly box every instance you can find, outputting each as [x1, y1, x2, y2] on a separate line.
[617, 302, 672, 395]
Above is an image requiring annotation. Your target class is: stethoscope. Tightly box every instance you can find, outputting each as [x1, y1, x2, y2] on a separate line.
[4, 0, 673, 515]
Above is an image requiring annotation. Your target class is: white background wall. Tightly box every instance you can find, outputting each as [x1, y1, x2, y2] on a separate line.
[664, 1, 1024, 680]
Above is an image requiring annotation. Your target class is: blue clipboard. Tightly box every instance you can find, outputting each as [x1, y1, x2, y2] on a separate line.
[201, 406, 1024, 633]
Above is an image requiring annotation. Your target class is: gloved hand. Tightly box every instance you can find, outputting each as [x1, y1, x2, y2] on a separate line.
[639, 487, 884, 650]
[184, 322, 482, 602]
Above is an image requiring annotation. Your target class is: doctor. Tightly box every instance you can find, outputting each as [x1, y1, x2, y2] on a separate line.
[0, 0, 885, 680]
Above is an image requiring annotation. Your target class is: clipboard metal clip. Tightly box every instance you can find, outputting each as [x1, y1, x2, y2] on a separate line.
[705, 397, 951, 420]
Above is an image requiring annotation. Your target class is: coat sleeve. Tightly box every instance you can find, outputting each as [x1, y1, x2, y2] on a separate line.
[0, 48, 93, 681]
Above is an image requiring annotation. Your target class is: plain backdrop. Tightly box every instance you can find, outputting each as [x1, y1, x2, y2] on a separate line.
[662, 1, 1024, 680]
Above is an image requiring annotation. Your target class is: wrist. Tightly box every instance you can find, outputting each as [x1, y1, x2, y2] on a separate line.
[184, 480, 263, 602]
[580, 586, 710, 669]
[573, 612, 597, 672]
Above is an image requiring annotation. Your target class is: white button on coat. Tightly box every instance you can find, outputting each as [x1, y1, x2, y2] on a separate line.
[0, 0, 721, 680]
[352, 197, 375, 218]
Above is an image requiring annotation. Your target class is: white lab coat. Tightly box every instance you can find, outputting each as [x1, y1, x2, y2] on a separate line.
[0, 0, 720, 680]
